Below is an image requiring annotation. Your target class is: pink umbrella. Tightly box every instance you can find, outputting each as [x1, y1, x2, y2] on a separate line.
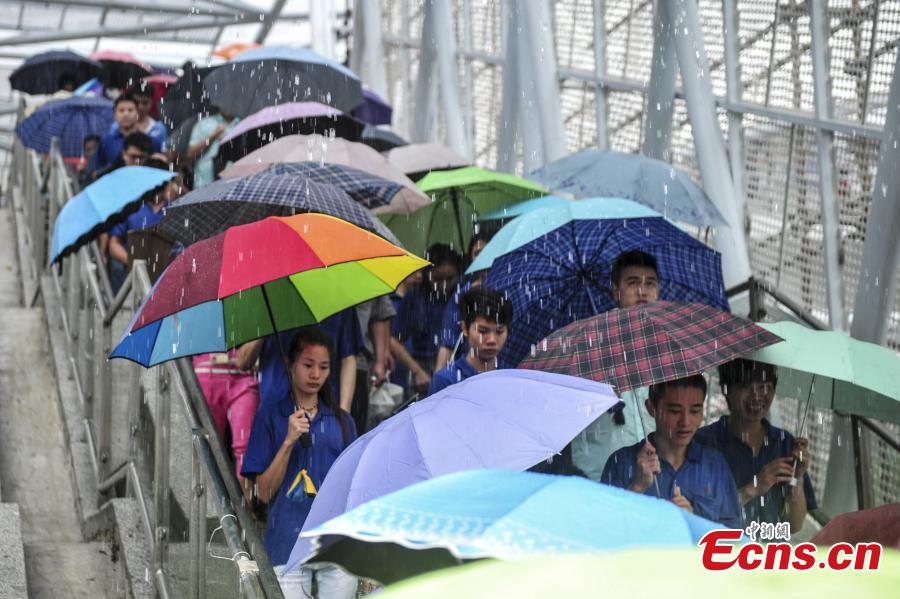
[218, 133, 428, 213]
[90, 51, 152, 89]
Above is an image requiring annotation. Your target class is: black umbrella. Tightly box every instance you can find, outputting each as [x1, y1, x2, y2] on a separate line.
[9, 50, 101, 95]
[360, 126, 408, 152]
[202, 46, 363, 117]
[90, 50, 152, 90]
[158, 62, 217, 130]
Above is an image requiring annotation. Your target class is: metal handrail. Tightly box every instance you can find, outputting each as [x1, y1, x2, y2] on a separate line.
[8, 137, 283, 598]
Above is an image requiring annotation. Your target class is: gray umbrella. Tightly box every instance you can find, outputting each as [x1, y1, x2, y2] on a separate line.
[202, 46, 363, 117]
[528, 149, 727, 226]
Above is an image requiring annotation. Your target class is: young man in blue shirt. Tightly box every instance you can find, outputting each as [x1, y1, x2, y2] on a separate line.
[428, 287, 512, 396]
[601, 374, 742, 528]
[696, 359, 816, 531]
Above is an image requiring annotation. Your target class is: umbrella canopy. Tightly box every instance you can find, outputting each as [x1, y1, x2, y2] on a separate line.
[382, 166, 548, 257]
[262, 162, 429, 215]
[156, 170, 402, 247]
[477, 195, 572, 221]
[470, 197, 666, 274]
[15, 95, 113, 157]
[749, 321, 900, 424]
[379, 549, 900, 599]
[111, 213, 429, 367]
[219, 134, 421, 192]
[158, 62, 216, 130]
[812, 503, 900, 549]
[212, 42, 260, 60]
[529, 149, 727, 226]
[50, 166, 175, 263]
[90, 50, 152, 89]
[285, 369, 620, 571]
[214, 101, 365, 167]
[352, 88, 393, 125]
[520, 301, 781, 393]
[202, 45, 363, 117]
[9, 50, 101, 95]
[360, 125, 408, 152]
[484, 206, 730, 366]
[303, 469, 720, 584]
[386, 142, 470, 181]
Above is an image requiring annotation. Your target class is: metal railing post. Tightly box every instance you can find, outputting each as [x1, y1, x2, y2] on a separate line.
[190, 434, 208, 599]
[153, 365, 172, 582]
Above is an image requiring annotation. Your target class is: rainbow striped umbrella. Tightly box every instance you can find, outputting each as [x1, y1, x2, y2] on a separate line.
[111, 213, 429, 366]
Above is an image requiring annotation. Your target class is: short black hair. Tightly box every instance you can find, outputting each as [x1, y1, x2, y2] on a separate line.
[127, 84, 153, 99]
[611, 250, 658, 287]
[83, 134, 100, 146]
[718, 359, 778, 394]
[425, 243, 464, 274]
[143, 157, 169, 171]
[57, 72, 77, 90]
[114, 94, 138, 109]
[123, 131, 153, 155]
[461, 287, 513, 328]
[648, 374, 707, 407]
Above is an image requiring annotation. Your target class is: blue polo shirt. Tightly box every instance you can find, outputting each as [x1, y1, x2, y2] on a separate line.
[90, 126, 164, 174]
[241, 396, 356, 566]
[258, 311, 363, 406]
[439, 281, 473, 356]
[427, 355, 479, 396]
[394, 286, 451, 366]
[109, 200, 167, 242]
[601, 435, 742, 528]
[696, 416, 818, 526]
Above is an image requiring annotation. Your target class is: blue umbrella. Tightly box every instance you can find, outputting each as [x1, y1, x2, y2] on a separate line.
[352, 88, 393, 125]
[50, 166, 175, 263]
[15, 95, 113, 157]
[477, 195, 572, 221]
[483, 199, 728, 366]
[9, 50, 101, 95]
[301, 469, 720, 583]
[284, 369, 621, 572]
[202, 45, 363, 117]
[529, 150, 727, 226]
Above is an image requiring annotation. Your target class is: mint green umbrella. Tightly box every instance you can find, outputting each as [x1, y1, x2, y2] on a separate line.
[380, 548, 900, 598]
[381, 166, 548, 256]
[750, 321, 900, 424]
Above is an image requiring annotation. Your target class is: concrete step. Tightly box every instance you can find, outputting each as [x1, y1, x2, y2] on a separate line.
[0, 503, 28, 599]
[23, 541, 124, 599]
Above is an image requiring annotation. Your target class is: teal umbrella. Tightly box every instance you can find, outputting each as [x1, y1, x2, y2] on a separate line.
[750, 321, 900, 424]
[477, 195, 572, 221]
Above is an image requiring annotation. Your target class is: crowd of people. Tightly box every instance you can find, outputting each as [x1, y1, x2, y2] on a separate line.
[41, 68, 817, 599]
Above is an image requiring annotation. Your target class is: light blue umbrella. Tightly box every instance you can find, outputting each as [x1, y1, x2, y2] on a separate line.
[50, 166, 175, 263]
[529, 150, 727, 226]
[301, 469, 721, 584]
[468, 196, 674, 274]
[477, 195, 571, 221]
[285, 369, 621, 572]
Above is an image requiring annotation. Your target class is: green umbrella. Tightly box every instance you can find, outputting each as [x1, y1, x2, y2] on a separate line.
[381, 166, 548, 256]
[750, 321, 900, 424]
[380, 548, 899, 598]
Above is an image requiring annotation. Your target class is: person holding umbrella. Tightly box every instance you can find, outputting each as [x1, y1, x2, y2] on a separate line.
[242, 328, 358, 598]
[89, 94, 160, 177]
[185, 107, 240, 188]
[601, 374, 742, 529]
[696, 359, 816, 531]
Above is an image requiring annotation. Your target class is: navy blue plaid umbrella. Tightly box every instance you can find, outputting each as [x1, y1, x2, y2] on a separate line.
[263, 162, 427, 214]
[157, 171, 400, 247]
[9, 50, 101, 95]
[14, 95, 113, 157]
[486, 217, 729, 367]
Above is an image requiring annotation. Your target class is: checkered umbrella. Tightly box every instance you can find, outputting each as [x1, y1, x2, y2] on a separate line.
[157, 171, 400, 247]
[519, 302, 781, 393]
[14, 95, 113, 157]
[486, 216, 729, 366]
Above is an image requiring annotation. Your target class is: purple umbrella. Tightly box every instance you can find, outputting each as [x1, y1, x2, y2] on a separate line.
[214, 101, 365, 169]
[351, 87, 393, 126]
[284, 369, 620, 571]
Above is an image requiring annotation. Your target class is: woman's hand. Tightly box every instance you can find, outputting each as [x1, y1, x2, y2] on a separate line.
[284, 410, 310, 447]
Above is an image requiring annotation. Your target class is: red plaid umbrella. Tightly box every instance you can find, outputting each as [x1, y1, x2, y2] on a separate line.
[518, 302, 782, 393]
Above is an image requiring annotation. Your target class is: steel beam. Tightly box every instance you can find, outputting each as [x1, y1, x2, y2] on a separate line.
[496, 0, 520, 172]
[670, 0, 752, 288]
[722, 0, 746, 229]
[309, 0, 336, 60]
[430, 0, 469, 156]
[11, 0, 241, 18]
[592, 0, 608, 149]
[0, 16, 231, 46]
[255, 0, 288, 44]
[642, 0, 677, 161]
[809, 0, 846, 330]
[410, 2, 438, 144]
[350, 0, 388, 98]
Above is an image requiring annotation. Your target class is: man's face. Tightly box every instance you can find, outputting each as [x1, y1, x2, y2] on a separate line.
[135, 95, 153, 119]
[463, 316, 508, 363]
[614, 265, 659, 308]
[115, 101, 138, 129]
[122, 144, 147, 166]
[726, 380, 775, 423]
[647, 385, 705, 449]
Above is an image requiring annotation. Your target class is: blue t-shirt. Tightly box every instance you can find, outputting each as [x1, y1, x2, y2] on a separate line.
[695, 416, 818, 526]
[110, 119, 168, 151]
[393, 286, 450, 366]
[109, 201, 167, 242]
[91, 126, 165, 174]
[601, 435, 742, 528]
[388, 292, 410, 392]
[258, 311, 363, 406]
[427, 355, 479, 396]
[241, 396, 356, 566]
[439, 281, 473, 355]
